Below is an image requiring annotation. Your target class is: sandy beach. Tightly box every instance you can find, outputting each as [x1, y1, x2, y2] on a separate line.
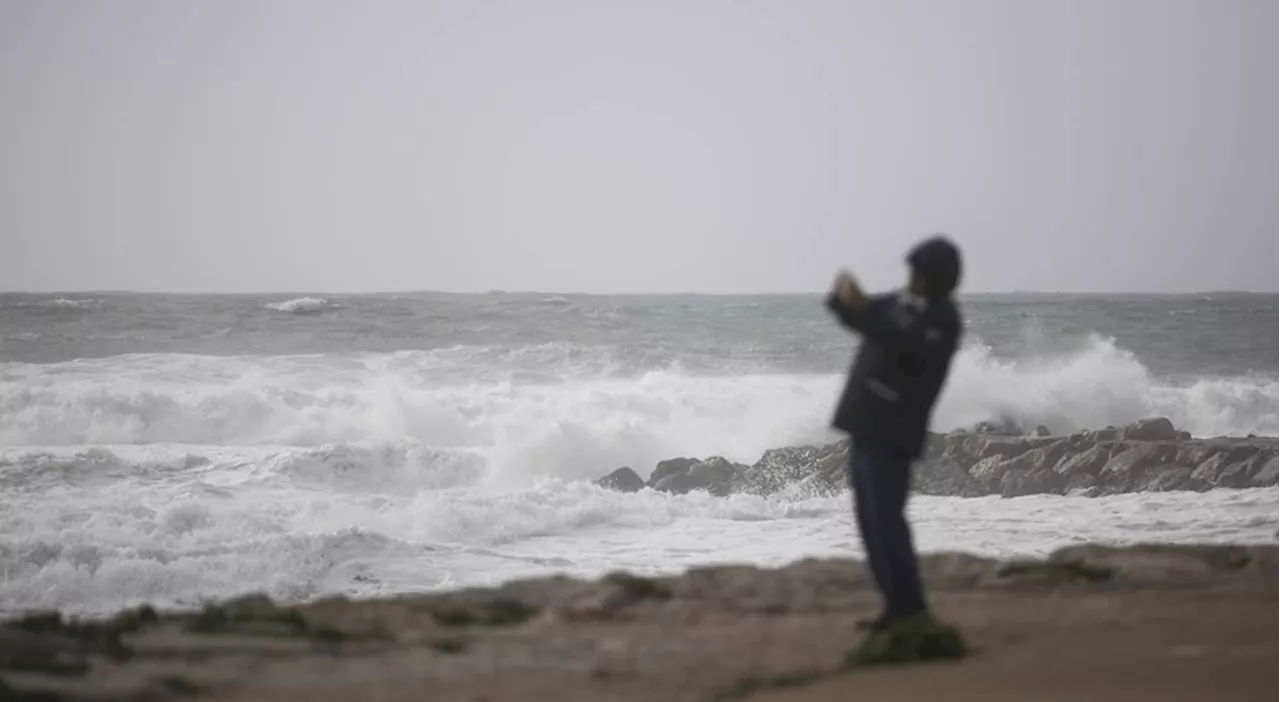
[2, 542, 1275, 702]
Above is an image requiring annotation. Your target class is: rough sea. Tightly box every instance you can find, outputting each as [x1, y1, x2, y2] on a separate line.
[1, 291, 1276, 615]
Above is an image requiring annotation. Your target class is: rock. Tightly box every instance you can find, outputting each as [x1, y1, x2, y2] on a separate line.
[687, 457, 743, 497]
[1121, 417, 1179, 442]
[1082, 427, 1121, 443]
[1217, 443, 1262, 464]
[650, 458, 698, 486]
[1099, 443, 1181, 491]
[606, 430, 1275, 501]
[815, 449, 848, 490]
[1064, 482, 1101, 497]
[1216, 451, 1278, 489]
[913, 458, 987, 497]
[995, 438, 1077, 496]
[1189, 453, 1235, 486]
[1008, 439, 1075, 474]
[978, 437, 1045, 462]
[1215, 461, 1252, 489]
[736, 446, 825, 496]
[971, 419, 1022, 436]
[1032, 425, 1052, 437]
[1179, 443, 1224, 468]
[653, 472, 698, 495]
[920, 434, 947, 460]
[941, 435, 1049, 472]
[999, 466, 1063, 498]
[1252, 456, 1278, 487]
[647, 455, 748, 496]
[595, 467, 645, 493]
[968, 455, 1011, 492]
[1053, 444, 1112, 478]
[1134, 466, 1206, 492]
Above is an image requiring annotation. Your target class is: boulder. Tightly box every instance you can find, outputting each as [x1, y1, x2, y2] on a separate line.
[815, 449, 849, 491]
[1007, 439, 1075, 474]
[645, 455, 752, 496]
[1080, 427, 1121, 443]
[920, 434, 947, 460]
[999, 466, 1063, 498]
[1053, 444, 1112, 479]
[1121, 417, 1179, 442]
[968, 455, 1011, 492]
[1099, 443, 1181, 491]
[687, 457, 743, 497]
[650, 458, 698, 486]
[736, 445, 825, 496]
[990, 437, 1054, 459]
[1178, 443, 1224, 468]
[1133, 465, 1207, 492]
[942, 435, 1046, 471]
[1218, 443, 1264, 464]
[1252, 455, 1279, 487]
[913, 458, 987, 497]
[1216, 451, 1278, 489]
[1216, 459, 1252, 489]
[1059, 471, 1100, 494]
[600, 429, 1276, 501]
[653, 472, 698, 495]
[970, 419, 1023, 436]
[594, 467, 645, 493]
[1189, 453, 1229, 485]
[992, 439, 1076, 497]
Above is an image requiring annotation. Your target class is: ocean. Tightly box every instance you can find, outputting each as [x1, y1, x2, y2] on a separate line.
[0, 291, 1276, 615]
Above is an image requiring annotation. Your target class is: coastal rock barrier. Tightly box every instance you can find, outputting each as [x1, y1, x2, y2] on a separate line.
[595, 417, 1279, 498]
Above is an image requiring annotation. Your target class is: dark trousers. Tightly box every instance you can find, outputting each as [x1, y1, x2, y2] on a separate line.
[849, 441, 927, 617]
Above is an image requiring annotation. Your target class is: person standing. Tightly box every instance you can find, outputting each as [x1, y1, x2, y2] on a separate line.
[825, 235, 964, 631]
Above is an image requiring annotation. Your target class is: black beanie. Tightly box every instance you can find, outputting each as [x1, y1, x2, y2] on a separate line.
[906, 235, 962, 298]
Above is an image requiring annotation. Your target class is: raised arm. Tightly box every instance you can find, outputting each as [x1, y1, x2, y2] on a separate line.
[827, 293, 956, 354]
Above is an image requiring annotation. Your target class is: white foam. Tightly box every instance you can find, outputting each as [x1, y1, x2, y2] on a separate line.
[264, 297, 332, 313]
[48, 298, 104, 309]
[0, 336, 1274, 459]
[1, 335, 1276, 614]
[0, 449, 1274, 614]
[940, 334, 1278, 437]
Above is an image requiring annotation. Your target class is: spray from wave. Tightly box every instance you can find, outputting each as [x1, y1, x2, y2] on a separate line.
[264, 297, 334, 314]
[940, 334, 1277, 438]
[0, 335, 1274, 476]
[1, 332, 1276, 613]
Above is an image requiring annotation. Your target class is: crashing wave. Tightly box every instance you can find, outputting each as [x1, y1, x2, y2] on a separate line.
[264, 297, 333, 314]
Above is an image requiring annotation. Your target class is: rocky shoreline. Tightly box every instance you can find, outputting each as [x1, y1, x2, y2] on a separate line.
[595, 418, 1279, 499]
[1, 543, 1275, 701]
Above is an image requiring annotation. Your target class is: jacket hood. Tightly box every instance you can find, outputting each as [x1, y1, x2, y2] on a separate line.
[906, 235, 962, 298]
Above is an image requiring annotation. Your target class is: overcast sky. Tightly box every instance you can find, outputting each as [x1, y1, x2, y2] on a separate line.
[1, 0, 1275, 294]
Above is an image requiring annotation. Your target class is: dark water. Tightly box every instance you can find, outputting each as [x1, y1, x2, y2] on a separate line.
[1, 292, 1275, 380]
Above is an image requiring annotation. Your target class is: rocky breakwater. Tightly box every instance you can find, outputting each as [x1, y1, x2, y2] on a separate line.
[595, 418, 1279, 499]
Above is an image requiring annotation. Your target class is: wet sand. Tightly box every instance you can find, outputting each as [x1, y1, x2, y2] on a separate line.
[1, 543, 1275, 702]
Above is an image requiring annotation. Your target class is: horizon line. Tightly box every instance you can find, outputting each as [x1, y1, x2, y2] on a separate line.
[1, 288, 1276, 297]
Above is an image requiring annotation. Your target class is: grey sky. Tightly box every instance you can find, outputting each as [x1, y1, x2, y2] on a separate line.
[1, 0, 1275, 294]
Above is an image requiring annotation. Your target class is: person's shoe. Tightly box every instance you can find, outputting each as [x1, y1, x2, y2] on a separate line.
[854, 612, 891, 631]
[845, 611, 967, 667]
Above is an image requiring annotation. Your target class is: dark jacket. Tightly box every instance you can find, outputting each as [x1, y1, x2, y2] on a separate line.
[827, 291, 962, 459]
